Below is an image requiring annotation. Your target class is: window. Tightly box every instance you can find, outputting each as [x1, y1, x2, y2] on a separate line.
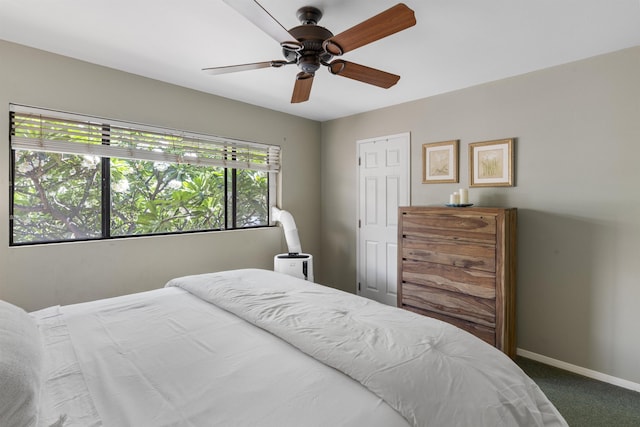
[9, 105, 280, 245]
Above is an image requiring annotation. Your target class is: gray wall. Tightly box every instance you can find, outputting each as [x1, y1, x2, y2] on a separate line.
[0, 40, 321, 311]
[2, 38, 638, 388]
[320, 47, 640, 384]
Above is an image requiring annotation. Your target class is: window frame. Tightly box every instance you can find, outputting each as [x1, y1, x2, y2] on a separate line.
[8, 105, 280, 246]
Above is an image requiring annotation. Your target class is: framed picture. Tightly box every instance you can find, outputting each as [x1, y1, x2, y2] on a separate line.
[422, 140, 459, 183]
[469, 138, 514, 187]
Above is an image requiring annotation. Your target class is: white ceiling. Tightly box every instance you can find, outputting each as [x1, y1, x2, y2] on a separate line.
[1, 0, 639, 122]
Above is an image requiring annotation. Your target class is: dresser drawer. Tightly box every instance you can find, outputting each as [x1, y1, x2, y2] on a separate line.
[401, 282, 496, 327]
[402, 235, 496, 272]
[401, 212, 497, 245]
[403, 305, 496, 346]
[402, 260, 496, 298]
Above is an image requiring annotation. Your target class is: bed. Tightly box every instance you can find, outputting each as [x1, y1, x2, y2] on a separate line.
[1, 268, 567, 426]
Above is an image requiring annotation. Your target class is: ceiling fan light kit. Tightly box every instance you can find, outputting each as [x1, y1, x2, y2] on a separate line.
[204, 1, 416, 103]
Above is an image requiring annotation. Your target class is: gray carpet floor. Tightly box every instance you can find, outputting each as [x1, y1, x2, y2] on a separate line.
[516, 357, 640, 426]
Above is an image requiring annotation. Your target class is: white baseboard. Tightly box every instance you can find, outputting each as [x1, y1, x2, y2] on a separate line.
[517, 348, 640, 393]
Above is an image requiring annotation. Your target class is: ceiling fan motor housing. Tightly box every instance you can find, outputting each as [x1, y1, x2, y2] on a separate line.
[283, 7, 334, 74]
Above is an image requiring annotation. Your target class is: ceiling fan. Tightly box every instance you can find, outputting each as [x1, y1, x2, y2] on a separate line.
[204, 1, 416, 103]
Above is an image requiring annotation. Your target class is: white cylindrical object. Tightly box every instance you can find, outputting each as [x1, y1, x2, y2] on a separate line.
[452, 192, 460, 205]
[459, 188, 469, 204]
[271, 207, 303, 254]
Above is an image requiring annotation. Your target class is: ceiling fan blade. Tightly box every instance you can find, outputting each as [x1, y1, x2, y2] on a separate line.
[223, 0, 302, 50]
[203, 60, 289, 75]
[291, 72, 314, 103]
[328, 60, 400, 89]
[323, 3, 416, 56]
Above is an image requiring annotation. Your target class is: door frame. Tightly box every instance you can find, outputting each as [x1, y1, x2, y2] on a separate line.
[356, 132, 411, 303]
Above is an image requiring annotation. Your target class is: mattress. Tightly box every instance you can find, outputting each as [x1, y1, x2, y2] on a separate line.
[15, 268, 567, 426]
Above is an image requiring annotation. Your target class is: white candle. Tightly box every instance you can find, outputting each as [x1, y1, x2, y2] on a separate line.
[459, 188, 468, 204]
[449, 193, 456, 204]
[452, 192, 460, 205]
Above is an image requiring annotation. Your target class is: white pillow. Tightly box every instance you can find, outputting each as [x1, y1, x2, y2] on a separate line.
[0, 300, 44, 427]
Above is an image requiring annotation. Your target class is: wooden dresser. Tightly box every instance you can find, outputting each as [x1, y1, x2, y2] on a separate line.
[397, 206, 517, 358]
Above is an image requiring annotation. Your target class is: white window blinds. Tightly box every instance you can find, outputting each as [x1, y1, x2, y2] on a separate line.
[9, 105, 281, 173]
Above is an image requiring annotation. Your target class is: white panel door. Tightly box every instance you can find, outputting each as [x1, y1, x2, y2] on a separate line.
[357, 133, 410, 306]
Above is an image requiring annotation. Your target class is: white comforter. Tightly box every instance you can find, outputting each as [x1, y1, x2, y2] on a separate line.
[167, 269, 566, 427]
[34, 268, 566, 426]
